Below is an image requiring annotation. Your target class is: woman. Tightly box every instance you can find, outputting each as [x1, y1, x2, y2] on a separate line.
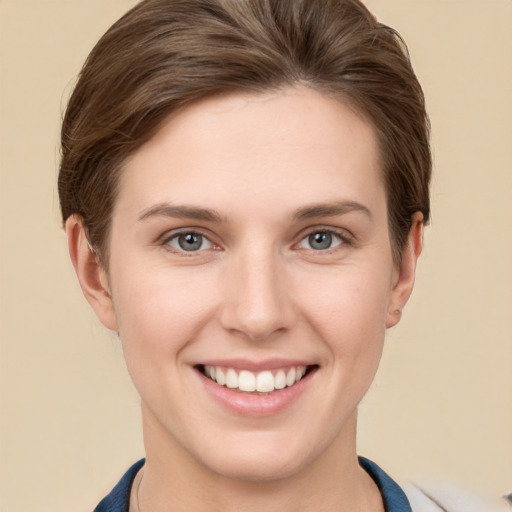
[58, 0, 505, 511]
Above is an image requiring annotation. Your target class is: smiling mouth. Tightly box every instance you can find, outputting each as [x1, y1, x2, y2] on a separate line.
[197, 365, 317, 394]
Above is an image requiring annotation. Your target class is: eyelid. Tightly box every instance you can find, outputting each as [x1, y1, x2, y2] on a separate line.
[159, 228, 220, 254]
[294, 226, 355, 250]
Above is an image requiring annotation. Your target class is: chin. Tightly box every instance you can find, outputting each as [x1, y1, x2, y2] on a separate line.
[206, 454, 306, 483]
[192, 430, 320, 483]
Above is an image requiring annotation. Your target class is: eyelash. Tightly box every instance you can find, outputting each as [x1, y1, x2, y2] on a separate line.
[296, 228, 352, 252]
[160, 227, 353, 255]
[161, 230, 217, 254]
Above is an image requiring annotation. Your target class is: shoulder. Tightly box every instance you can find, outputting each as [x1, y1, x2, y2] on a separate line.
[403, 481, 511, 512]
[93, 459, 145, 512]
[359, 457, 510, 512]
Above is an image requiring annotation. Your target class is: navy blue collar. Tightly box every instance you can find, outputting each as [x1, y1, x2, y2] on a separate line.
[94, 457, 412, 512]
[93, 459, 144, 512]
[359, 457, 412, 512]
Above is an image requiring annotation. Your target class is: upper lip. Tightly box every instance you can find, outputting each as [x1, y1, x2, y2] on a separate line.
[195, 358, 316, 372]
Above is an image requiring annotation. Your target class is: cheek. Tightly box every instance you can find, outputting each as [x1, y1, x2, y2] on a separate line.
[294, 262, 392, 403]
[297, 264, 392, 350]
[109, 259, 219, 359]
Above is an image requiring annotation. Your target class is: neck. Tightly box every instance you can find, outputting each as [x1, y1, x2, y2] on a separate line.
[137, 406, 384, 512]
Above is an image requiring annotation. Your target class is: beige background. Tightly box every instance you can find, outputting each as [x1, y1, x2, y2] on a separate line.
[0, 0, 510, 510]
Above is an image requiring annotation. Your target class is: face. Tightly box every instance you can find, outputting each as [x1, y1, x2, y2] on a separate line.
[72, 87, 420, 482]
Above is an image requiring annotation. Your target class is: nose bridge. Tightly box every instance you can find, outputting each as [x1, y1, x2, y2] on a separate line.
[220, 237, 292, 341]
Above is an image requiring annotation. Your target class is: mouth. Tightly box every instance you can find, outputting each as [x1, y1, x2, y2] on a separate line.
[196, 364, 318, 395]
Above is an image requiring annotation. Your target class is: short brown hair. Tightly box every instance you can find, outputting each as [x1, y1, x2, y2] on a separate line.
[59, 0, 431, 265]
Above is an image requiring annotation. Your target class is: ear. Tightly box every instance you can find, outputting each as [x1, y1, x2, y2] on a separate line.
[65, 215, 118, 331]
[386, 212, 424, 328]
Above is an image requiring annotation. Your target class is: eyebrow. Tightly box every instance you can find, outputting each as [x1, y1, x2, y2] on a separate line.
[293, 200, 373, 221]
[137, 200, 372, 223]
[137, 203, 224, 223]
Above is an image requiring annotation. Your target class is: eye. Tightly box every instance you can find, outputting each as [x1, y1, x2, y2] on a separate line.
[298, 230, 344, 251]
[166, 232, 213, 252]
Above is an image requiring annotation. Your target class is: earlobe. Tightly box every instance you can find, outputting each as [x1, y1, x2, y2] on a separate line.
[386, 212, 424, 328]
[65, 215, 118, 331]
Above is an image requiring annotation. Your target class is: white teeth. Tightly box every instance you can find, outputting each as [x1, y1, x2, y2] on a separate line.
[238, 370, 256, 392]
[296, 366, 306, 382]
[203, 365, 310, 393]
[286, 367, 296, 386]
[215, 368, 226, 386]
[274, 369, 286, 390]
[225, 368, 238, 389]
[256, 371, 275, 392]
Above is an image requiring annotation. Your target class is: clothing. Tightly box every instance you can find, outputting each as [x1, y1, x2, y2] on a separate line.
[402, 481, 511, 512]
[94, 459, 144, 512]
[93, 457, 412, 512]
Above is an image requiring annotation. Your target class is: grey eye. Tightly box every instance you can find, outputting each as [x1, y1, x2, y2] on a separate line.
[168, 232, 212, 252]
[299, 231, 343, 251]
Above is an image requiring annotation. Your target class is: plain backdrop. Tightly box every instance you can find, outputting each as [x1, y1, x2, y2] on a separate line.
[0, 1, 511, 511]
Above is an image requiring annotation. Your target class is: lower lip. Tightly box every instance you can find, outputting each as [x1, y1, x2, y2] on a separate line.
[196, 368, 316, 417]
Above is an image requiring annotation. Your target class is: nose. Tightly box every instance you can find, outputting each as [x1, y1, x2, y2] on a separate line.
[219, 243, 294, 342]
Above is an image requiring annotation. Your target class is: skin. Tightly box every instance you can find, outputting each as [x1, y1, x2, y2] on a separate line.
[67, 86, 423, 512]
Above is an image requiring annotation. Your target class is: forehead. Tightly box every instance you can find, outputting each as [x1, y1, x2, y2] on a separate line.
[115, 86, 385, 222]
